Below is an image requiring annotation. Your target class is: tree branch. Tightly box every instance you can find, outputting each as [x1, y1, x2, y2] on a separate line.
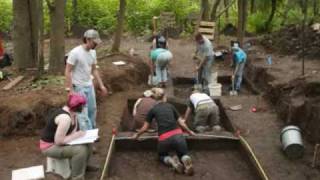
[216, 0, 236, 19]
[45, 0, 54, 11]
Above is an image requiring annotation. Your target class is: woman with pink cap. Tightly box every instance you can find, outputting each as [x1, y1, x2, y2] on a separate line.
[39, 93, 93, 180]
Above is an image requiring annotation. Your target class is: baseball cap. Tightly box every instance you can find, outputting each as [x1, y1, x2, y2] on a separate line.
[84, 29, 102, 44]
[67, 93, 87, 110]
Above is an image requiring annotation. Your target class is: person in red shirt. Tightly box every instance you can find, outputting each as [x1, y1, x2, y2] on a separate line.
[0, 35, 12, 68]
[0, 35, 4, 58]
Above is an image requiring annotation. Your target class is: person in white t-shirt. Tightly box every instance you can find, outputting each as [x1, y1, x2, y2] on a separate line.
[184, 88, 220, 133]
[65, 29, 108, 130]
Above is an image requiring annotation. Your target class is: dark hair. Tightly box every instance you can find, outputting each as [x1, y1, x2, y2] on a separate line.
[195, 33, 203, 41]
[82, 37, 87, 43]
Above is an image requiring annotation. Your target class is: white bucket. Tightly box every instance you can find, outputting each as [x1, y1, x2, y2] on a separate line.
[209, 83, 222, 96]
[280, 125, 304, 159]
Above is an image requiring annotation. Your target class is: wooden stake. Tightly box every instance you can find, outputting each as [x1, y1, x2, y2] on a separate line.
[100, 128, 117, 180]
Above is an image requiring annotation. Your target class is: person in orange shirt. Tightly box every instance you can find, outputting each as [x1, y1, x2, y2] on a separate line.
[0, 35, 12, 68]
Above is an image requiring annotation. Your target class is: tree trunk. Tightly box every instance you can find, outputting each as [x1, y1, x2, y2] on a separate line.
[224, 0, 230, 23]
[264, 0, 276, 31]
[38, 0, 45, 75]
[111, 0, 126, 52]
[237, 0, 247, 46]
[201, 0, 210, 21]
[29, 0, 40, 70]
[210, 0, 222, 21]
[47, 0, 65, 74]
[301, 0, 308, 75]
[250, 0, 256, 14]
[12, 0, 39, 70]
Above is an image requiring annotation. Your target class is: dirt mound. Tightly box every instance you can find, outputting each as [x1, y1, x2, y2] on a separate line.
[0, 53, 150, 137]
[262, 24, 320, 59]
[98, 53, 150, 93]
[0, 90, 65, 137]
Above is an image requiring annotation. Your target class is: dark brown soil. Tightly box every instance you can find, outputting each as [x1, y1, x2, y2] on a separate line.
[262, 24, 320, 59]
[0, 53, 149, 138]
[109, 150, 258, 180]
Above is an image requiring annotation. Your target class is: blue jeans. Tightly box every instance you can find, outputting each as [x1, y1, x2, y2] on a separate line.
[158, 134, 188, 163]
[73, 85, 97, 130]
[234, 62, 245, 91]
[198, 55, 214, 95]
[155, 64, 168, 84]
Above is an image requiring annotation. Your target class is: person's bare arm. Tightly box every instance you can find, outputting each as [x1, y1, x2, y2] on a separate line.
[178, 117, 196, 136]
[152, 39, 156, 49]
[184, 107, 192, 120]
[133, 121, 150, 139]
[92, 65, 108, 96]
[54, 114, 85, 145]
[65, 63, 74, 91]
[133, 98, 142, 116]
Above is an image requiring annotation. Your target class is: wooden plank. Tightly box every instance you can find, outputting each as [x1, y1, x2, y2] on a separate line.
[199, 28, 214, 34]
[2, 76, 24, 90]
[200, 21, 215, 27]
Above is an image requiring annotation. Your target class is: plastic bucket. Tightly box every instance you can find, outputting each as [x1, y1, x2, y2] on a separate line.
[280, 125, 304, 159]
[208, 83, 222, 96]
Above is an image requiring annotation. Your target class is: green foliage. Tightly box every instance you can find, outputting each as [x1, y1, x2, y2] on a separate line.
[71, 0, 118, 31]
[0, 0, 13, 32]
[126, 0, 199, 35]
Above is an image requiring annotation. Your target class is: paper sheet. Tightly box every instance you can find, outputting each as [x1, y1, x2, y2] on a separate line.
[12, 165, 44, 180]
[67, 129, 99, 145]
[112, 61, 126, 66]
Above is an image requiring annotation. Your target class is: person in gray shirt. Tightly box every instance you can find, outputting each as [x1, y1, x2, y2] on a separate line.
[193, 33, 214, 95]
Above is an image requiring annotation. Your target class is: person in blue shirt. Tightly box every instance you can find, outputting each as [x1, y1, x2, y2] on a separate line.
[150, 48, 173, 87]
[231, 46, 247, 92]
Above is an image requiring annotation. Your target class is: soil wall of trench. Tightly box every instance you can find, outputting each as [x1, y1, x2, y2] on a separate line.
[0, 53, 149, 137]
[245, 54, 320, 143]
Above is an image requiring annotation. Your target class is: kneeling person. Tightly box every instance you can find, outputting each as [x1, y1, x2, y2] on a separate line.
[132, 90, 157, 131]
[133, 88, 195, 175]
[184, 89, 221, 133]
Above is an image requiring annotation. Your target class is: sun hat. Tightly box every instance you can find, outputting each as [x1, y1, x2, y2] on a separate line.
[67, 93, 87, 110]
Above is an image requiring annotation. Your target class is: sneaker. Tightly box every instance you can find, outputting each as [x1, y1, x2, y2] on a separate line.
[212, 125, 222, 131]
[164, 156, 184, 174]
[181, 155, 194, 176]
